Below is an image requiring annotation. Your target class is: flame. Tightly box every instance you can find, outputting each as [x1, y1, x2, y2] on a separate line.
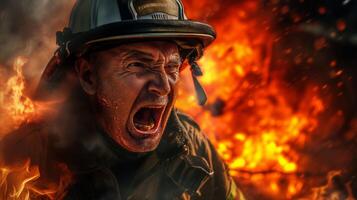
[6, 58, 35, 120]
[0, 58, 69, 200]
[1, 160, 37, 200]
[0, 160, 52, 200]
[177, 0, 327, 199]
[0, 159, 72, 200]
[310, 171, 356, 200]
[0, 57, 61, 138]
[0, 57, 36, 138]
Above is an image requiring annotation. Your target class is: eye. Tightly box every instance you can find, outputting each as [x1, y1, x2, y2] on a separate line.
[128, 62, 147, 68]
[165, 64, 180, 74]
[126, 62, 148, 72]
[165, 64, 180, 82]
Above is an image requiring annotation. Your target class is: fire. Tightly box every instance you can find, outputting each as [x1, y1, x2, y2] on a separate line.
[0, 57, 36, 138]
[0, 58, 68, 200]
[0, 159, 72, 200]
[177, 0, 327, 199]
[6, 58, 35, 118]
[0, 57, 61, 138]
[311, 171, 356, 200]
[0, 160, 50, 200]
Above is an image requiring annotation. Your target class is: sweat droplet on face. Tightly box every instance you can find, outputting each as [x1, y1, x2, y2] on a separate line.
[113, 101, 125, 110]
[98, 96, 111, 107]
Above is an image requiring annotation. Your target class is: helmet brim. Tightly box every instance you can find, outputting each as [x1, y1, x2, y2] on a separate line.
[69, 20, 216, 56]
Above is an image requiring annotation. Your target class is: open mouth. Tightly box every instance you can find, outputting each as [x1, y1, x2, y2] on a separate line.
[129, 105, 166, 139]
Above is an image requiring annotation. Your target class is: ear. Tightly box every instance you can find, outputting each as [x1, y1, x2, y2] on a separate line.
[75, 58, 97, 95]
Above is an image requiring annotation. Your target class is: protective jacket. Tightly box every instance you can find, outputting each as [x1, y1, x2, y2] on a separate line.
[1, 110, 244, 200]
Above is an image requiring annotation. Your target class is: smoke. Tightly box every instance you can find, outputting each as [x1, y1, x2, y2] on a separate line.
[0, 0, 75, 81]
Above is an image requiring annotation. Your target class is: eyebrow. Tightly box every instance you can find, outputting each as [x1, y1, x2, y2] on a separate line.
[110, 48, 182, 65]
[123, 50, 156, 63]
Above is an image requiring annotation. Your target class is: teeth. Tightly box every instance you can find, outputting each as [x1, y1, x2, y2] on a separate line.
[134, 122, 155, 131]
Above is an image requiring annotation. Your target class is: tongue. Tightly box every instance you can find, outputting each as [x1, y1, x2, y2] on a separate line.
[134, 108, 155, 131]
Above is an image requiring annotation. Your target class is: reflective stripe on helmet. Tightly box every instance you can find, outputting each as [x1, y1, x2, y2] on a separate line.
[85, 32, 214, 45]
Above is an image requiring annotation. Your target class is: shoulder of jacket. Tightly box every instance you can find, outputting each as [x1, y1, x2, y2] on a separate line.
[1, 121, 48, 165]
[174, 110, 214, 158]
[176, 110, 201, 132]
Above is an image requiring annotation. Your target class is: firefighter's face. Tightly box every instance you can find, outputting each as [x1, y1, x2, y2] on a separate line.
[76, 41, 181, 152]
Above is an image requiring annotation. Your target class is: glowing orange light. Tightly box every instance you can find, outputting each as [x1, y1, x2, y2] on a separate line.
[177, 1, 326, 198]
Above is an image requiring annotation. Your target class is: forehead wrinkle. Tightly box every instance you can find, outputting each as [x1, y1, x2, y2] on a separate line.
[126, 49, 157, 63]
[121, 50, 163, 67]
[102, 44, 180, 65]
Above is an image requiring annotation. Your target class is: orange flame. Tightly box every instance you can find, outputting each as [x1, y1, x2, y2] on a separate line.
[0, 58, 69, 200]
[0, 57, 36, 138]
[6, 58, 35, 120]
[0, 57, 61, 138]
[0, 159, 72, 200]
[0, 160, 50, 200]
[311, 171, 356, 200]
[178, 1, 327, 198]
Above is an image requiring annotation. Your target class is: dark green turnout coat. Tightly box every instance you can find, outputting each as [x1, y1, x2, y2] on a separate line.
[1, 110, 245, 200]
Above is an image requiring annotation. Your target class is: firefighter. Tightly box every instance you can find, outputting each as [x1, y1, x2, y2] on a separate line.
[1, 0, 245, 199]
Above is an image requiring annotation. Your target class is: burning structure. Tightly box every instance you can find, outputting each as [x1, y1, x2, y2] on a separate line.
[0, 0, 356, 199]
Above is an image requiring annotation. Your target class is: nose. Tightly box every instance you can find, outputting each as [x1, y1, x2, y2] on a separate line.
[148, 73, 171, 96]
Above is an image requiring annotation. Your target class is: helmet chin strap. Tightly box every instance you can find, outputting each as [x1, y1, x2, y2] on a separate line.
[56, 28, 74, 62]
[187, 44, 207, 106]
[189, 59, 207, 106]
